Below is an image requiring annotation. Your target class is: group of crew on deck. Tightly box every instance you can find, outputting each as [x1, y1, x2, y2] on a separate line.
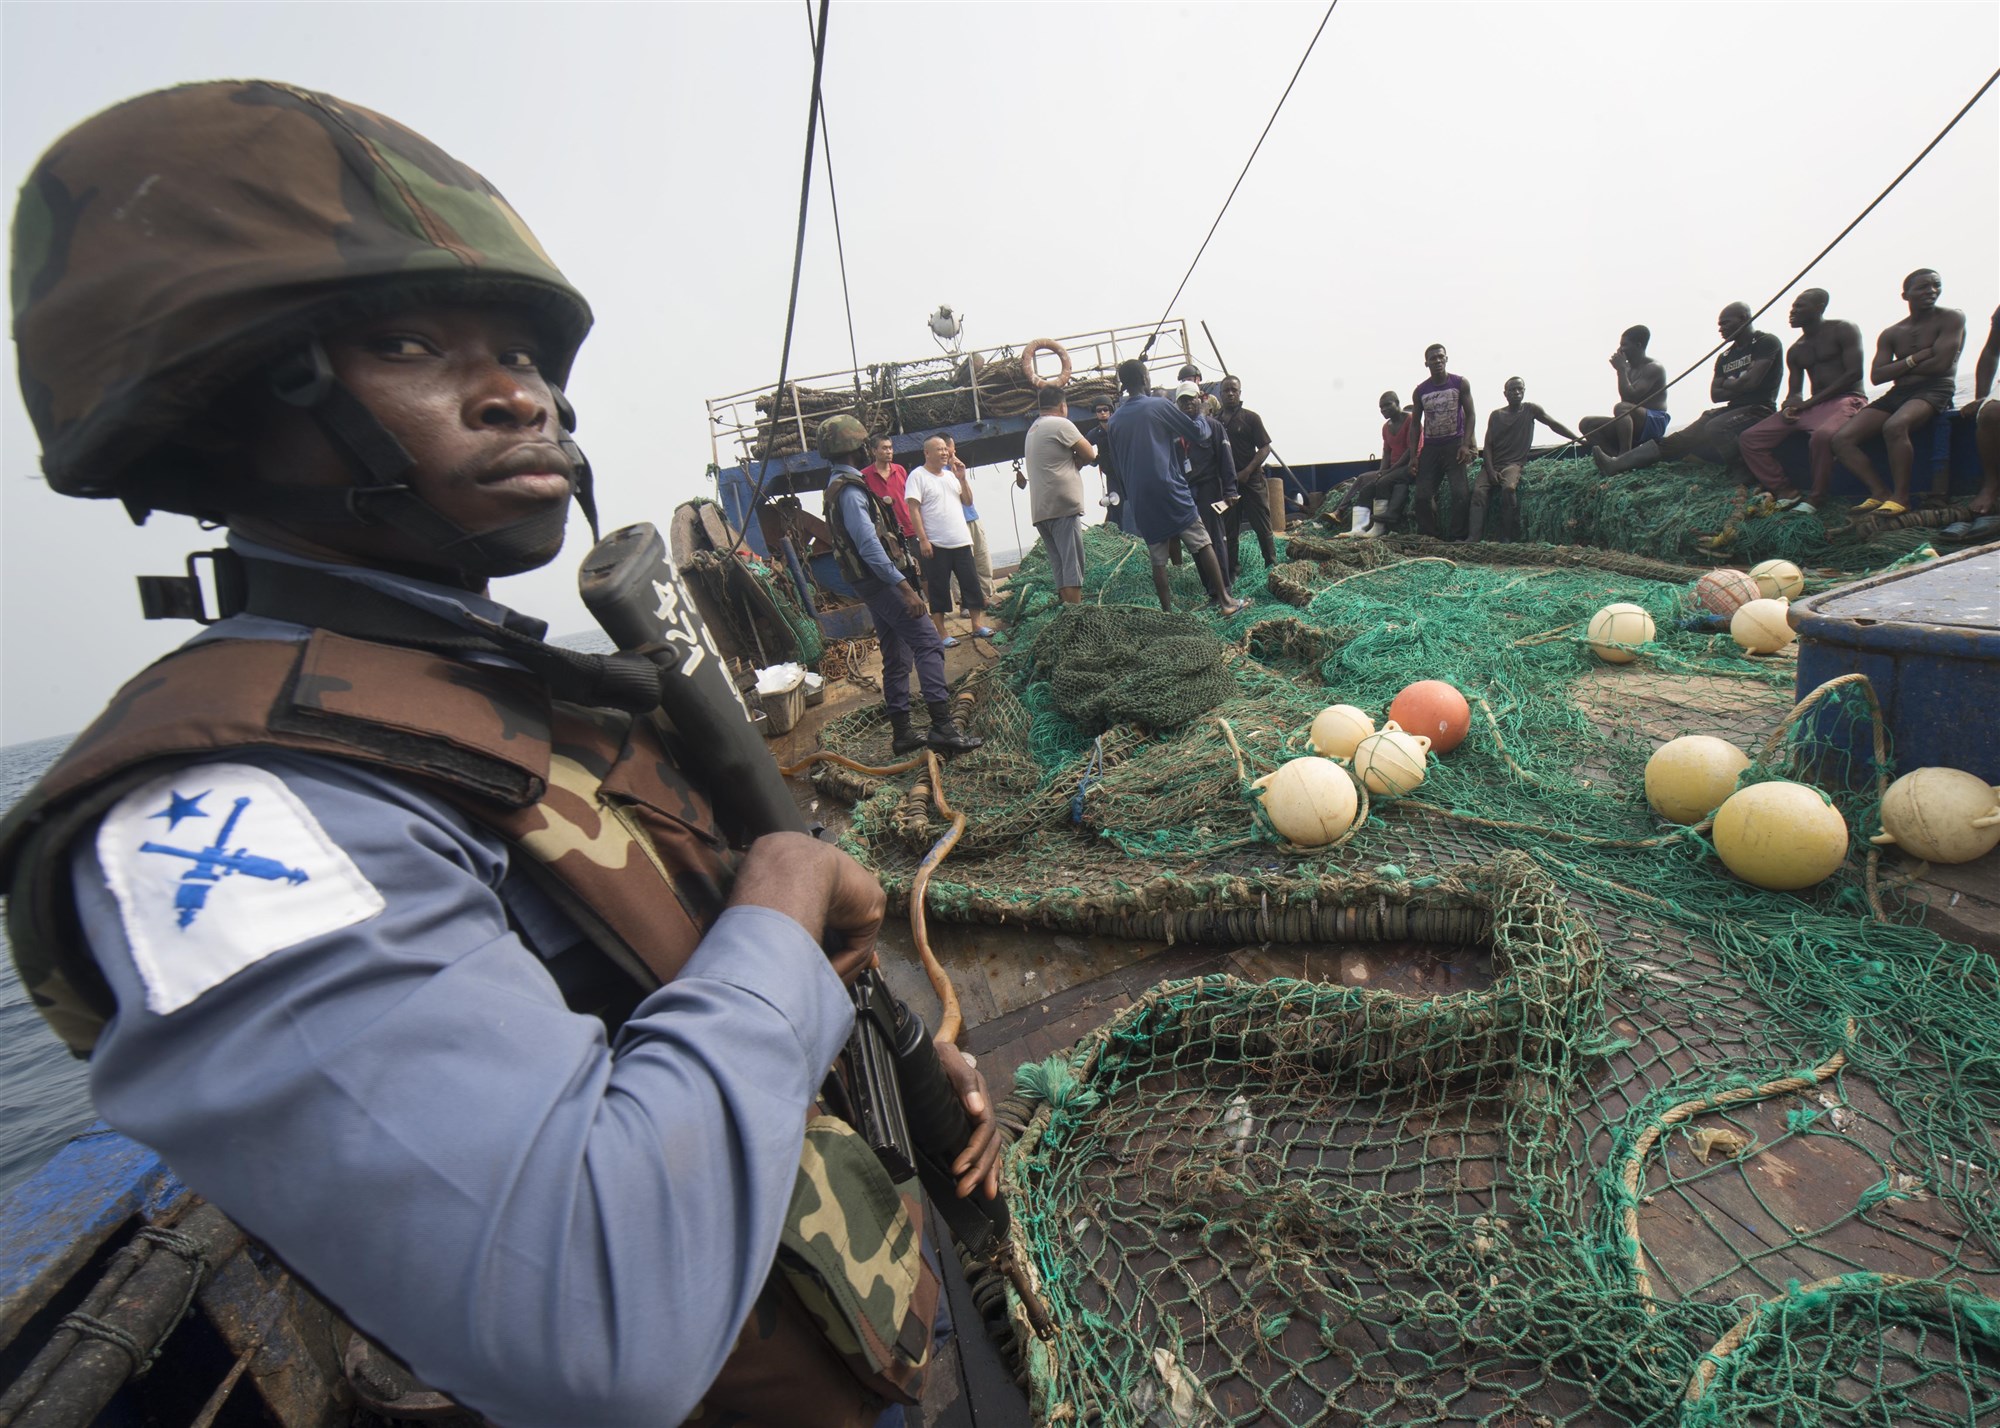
[1338, 271, 2000, 545]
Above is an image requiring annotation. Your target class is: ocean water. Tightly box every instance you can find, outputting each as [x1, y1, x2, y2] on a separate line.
[0, 734, 96, 1200]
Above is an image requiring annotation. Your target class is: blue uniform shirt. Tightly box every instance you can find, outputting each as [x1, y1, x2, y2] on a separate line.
[830, 465, 909, 589]
[69, 546, 856, 1428]
[1105, 393, 1205, 542]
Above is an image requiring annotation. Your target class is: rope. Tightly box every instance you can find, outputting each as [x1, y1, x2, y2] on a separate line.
[721, 0, 834, 553]
[1140, 0, 1340, 358]
[57, 1312, 157, 1377]
[911, 749, 969, 1043]
[1616, 1019, 1856, 1307]
[53, 1225, 212, 1380]
[780, 744, 969, 1042]
[803, 0, 862, 391]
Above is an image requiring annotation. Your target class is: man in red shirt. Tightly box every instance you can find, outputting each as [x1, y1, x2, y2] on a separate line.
[1337, 391, 1416, 533]
[862, 434, 916, 538]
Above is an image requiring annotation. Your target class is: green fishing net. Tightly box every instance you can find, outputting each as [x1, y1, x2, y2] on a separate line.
[1029, 605, 1234, 733]
[808, 456, 2000, 1426]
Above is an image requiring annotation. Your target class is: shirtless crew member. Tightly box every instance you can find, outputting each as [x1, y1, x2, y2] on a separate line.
[1829, 268, 1966, 514]
[1737, 289, 1866, 515]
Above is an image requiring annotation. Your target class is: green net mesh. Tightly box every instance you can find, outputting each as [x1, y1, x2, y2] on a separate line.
[809, 460, 2000, 1426]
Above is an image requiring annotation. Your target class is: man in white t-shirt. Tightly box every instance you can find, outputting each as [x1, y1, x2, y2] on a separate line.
[1022, 387, 1095, 603]
[905, 436, 992, 645]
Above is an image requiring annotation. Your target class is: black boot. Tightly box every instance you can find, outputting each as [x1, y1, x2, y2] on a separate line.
[925, 700, 984, 755]
[889, 708, 926, 755]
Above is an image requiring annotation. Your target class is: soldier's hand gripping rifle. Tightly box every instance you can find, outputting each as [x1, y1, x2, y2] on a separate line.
[577, 523, 1042, 1326]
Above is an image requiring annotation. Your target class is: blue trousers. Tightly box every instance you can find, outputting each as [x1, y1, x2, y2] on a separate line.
[864, 584, 949, 714]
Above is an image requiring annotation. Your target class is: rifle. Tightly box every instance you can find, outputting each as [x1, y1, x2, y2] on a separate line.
[576, 523, 1020, 1277]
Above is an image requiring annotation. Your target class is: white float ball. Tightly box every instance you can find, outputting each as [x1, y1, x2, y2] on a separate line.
[1749, 559, 1804, 599]
[1645, 735, 1751, 825]
[1730, 598, 1794, 655]
[1309, 704, 1375, 760]
[1253, 757, 1361, 845]
[1872, 768, 2000, 864]
[1588, 603, 1656, 664]
[1713, 781, 1848, 890]
[1351, 722, 1430, 795]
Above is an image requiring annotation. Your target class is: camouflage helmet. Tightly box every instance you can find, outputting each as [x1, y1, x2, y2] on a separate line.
[11, 80, 594, 503]
[816, 414, 870, 461]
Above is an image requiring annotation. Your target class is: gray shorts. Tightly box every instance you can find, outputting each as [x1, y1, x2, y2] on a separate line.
[1035, 514, 1085, 588]
[1147, 520, 1212, 568]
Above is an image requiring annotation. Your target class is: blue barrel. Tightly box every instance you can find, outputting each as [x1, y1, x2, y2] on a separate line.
[1793, 545, 2000, 784]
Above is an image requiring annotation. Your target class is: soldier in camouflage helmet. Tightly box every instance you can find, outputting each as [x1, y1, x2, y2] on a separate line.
[818, 415, 982, 754]
[3, 81, 997, 1426]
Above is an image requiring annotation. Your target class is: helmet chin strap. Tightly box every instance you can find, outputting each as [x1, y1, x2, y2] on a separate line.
[264, 340, 601, 583]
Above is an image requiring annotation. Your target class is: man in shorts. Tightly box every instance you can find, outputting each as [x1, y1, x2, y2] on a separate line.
[1593, 303, 1781, 474]
[1469, 378, 1583, 542]
[1736, 289, 1867, 515]
[1024, 386, 1096, 603]
[1947, 306, 2000, 532]
[1580, 326, 1670, 457]
[904, 436, 992, 645]
[1103, 359, 1246, 615]
[1829, 268, 1967, 514]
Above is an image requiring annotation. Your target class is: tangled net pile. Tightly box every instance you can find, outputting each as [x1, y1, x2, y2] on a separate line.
[810, 457, 2000, 1426]
[747, 351, 1119, 458]
[1478, 454, 1948, 571]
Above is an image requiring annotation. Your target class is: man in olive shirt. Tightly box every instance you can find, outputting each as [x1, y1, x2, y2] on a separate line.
[1469, 378, 1583, 542]
[1024, 386, 1096, 603]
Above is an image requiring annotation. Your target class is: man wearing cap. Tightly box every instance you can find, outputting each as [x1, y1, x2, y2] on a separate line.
[1023, 387, 1096, 603]
[1176, 381, 1241, 581]
[824, 424, 985, 752]
[0, 81, 995, 1428]
[1103, 359, 1247, 615]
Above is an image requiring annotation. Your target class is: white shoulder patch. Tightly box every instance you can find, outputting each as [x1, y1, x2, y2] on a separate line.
[97, 762, 386, 1015]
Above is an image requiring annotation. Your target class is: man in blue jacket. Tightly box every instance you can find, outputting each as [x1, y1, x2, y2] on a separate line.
[1103, 360, 1247, 615]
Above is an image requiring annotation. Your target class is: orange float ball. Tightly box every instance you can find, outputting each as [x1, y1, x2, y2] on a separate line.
[1387, 680, 1472, 754]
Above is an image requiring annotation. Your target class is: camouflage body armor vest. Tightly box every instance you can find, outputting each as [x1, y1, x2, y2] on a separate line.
[822, 470, 914, 597]
[0, 629, 935, 1427]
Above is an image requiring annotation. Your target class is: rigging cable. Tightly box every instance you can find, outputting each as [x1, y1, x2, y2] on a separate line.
[722, 0, 834, 554]
[1646, 64, 1999, 404]
[1140, 0, 1340, 360]
[804, 0, 864, 394]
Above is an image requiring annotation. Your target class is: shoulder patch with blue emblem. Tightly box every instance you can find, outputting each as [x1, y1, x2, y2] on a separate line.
[97, 762, 386, 1015]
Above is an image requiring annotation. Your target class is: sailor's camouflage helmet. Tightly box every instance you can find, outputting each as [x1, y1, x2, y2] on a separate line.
[11, 80, 594, 503]
[817, 414, 870, 460]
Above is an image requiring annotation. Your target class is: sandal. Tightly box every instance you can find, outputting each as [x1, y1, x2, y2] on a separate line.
[1853, 498, 1883, 513]
[1875, 501, 1908, 516]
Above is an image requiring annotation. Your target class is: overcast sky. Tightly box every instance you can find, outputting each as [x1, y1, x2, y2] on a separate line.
[3, 1, 1996, 744]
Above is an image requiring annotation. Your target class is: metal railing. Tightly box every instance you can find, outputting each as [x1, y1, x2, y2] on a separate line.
[704, 319, 1196, 470]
